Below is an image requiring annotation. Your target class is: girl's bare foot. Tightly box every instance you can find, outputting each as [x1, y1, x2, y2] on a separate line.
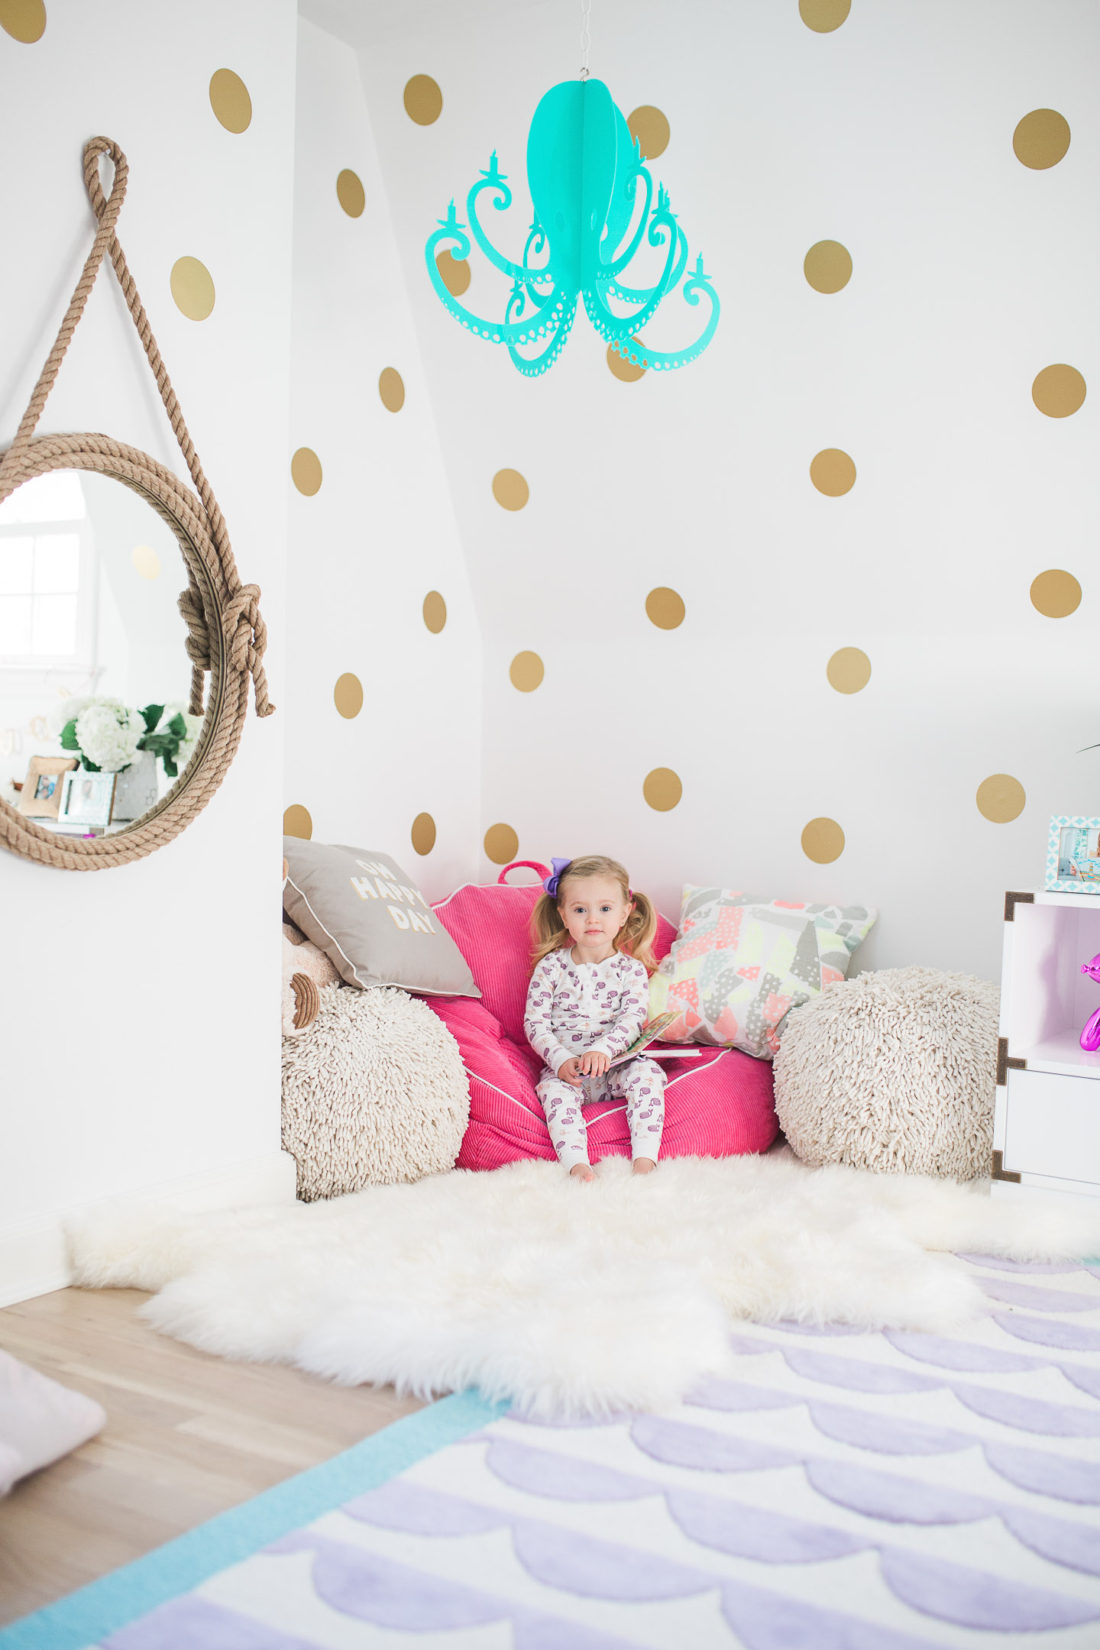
[569, 1163, 596, 1182]
[632, 1158, 657, 1175]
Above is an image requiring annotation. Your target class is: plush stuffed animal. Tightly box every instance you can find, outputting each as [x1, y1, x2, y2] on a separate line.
[282, 855, 341, 1036]
[282, 921, 341, 1036]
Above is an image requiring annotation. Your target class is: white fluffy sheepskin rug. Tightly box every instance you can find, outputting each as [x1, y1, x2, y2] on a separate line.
[67, 1152, 1100, 1419]
[775, 967, 999, 1179]
[281, 986, 469, 1200]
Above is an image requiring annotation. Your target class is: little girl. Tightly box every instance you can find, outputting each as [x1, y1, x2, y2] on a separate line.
[523, 854, 665, 1180]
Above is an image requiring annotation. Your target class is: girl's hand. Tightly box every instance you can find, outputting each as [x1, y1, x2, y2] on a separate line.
[556, 1057, 584, 1086]
[580, 1050, 610, 1077]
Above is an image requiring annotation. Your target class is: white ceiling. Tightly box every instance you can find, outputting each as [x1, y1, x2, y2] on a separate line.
[300, 0, 561, 50]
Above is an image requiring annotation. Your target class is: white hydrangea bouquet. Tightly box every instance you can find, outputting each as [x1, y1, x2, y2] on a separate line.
[56, 696, 202, 776]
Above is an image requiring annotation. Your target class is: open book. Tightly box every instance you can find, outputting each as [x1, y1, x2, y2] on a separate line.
[609, 1012, 705, 1068]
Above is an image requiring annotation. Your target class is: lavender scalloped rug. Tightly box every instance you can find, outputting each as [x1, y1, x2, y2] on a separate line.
[9, 1249, 1100, 1649]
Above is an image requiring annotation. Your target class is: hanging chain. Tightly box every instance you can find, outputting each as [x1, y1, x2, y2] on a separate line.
[580, 0, 591, 79]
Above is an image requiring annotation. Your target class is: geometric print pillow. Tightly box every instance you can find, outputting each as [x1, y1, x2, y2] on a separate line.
[648, 885, 877, 1061]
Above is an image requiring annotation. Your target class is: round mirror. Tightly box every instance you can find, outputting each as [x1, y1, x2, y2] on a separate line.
[0, 433, 269, 871]
[1, 469, 208, 837]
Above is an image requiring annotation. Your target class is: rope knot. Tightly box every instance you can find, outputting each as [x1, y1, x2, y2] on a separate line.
[177, 585, 211, 717]
[223, 584, 274, 717]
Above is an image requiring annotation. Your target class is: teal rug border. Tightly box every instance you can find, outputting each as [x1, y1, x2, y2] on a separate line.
[0, 1388, 505, 1650]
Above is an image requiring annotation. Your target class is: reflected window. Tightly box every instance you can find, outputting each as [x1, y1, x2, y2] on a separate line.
[0, 473, 92, 666]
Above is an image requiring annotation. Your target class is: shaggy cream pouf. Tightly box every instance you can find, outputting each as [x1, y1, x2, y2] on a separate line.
[774, 967, 999, 1178]
[281, 985, 469, 1199]
[67, 1152, 1100, 1419]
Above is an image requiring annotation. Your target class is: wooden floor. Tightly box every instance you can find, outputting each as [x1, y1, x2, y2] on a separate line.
[0, 1285, 425, 1626]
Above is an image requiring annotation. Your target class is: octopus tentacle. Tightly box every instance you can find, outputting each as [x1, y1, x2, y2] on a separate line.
[521, 220, 555, 298]
[606, 225, 689, 307]
[582, 189, 681, 344]
[607, 256, 720, 372]
[508, 295, 578, 377]
[505, 280, 542, 326]
[426, 214, 571, 345]
[464, 155, 533, 284]
[600, 163, 654, 279]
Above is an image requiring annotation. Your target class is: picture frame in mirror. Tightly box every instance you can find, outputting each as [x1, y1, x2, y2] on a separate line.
[58, 770, 117, 830]
[1045, 815, 1100, 894]
[16, 756, 77, 819]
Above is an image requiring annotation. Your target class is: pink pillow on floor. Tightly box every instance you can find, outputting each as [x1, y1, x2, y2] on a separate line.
[427, 865, 777, 1170]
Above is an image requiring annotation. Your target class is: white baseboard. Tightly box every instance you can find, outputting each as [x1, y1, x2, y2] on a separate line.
[0, 1150, 298, 1309]
[991, 1172, 1100, 1208]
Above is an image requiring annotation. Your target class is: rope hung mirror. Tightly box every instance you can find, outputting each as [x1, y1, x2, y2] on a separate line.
[0, 137, 272, 871]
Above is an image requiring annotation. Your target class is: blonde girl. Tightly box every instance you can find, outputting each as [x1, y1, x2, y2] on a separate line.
[523, 855, 665, 1180]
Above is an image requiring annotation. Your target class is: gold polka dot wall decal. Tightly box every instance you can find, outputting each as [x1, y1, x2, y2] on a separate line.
[799, 0, 850, 32]
[802, 817, 845, 863]
[411, 812, 437, 856]
[810, 449, 856, 496]
[404, 74, 443, 126]
[646, 587, 685, 630]
[607, 342, 646, 382]
[826, 646, 871, 693]
[333, 672, 364, 719]
[976, 774, 1026, 824]
[0, 0, 46, 42]
[291, 447, 323, 496]
[378, 368, 405, 412]
[422, 591, 447, 633]
[484, 822, 519, 864]
[509, 651, 544, 692]
[492, 468, 529, 511]
[131, 544, 161, 581]
[170, 256, 215, 321]
[1030, 569, 1082, 618]
[336, 169, 365, 218]
[209, 68, 252, 133]
[804, 240, 852, 294]
[643, 767, 682, 812]
[1013, 109, 1071, 170]
[626, 106, 670, 161]
[284, 804, 313, 840]
[1032, 364, 1086, 419]
[436, 250, 471, 297]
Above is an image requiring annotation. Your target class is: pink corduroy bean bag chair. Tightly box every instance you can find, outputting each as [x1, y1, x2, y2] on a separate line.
[424, 863, 778, 1172]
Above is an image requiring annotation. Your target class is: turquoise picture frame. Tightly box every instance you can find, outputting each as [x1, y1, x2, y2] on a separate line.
[1045, 815, 1100, 893]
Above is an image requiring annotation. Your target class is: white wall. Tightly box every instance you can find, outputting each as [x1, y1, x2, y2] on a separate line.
[284, 20, 481, 899]
[0, 1, 298, 1304]
[330, 0, 1098, 979]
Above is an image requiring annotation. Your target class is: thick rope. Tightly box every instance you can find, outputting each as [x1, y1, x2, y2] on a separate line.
[0, 136, 271, 716]
[0, 437, 247, 870]
[81, 140, 271, 719]
[178, 577, 211, 718]
[0, 143, 128, 500]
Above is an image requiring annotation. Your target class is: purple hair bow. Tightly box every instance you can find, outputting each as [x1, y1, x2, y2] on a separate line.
[543, 857, 572, 898]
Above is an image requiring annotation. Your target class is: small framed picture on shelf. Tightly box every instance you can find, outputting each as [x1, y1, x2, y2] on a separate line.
[1045, 816, 1100, 894]
[16, 755, 78, 818]
[58, 769, 117, 829]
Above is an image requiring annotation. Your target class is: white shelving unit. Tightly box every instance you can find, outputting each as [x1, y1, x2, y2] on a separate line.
[993, 889, 1100, 1203]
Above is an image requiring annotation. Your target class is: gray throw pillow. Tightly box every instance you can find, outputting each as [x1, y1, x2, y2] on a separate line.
[283, 838, 480, 999]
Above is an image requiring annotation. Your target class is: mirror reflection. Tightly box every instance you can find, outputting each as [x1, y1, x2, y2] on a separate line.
[0, 470, 204, 836]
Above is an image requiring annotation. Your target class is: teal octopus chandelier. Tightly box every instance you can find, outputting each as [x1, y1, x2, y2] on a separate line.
[424, 75, 720, 378]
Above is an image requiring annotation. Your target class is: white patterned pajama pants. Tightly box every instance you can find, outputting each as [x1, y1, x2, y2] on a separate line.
[536, 1057, 666, 1169]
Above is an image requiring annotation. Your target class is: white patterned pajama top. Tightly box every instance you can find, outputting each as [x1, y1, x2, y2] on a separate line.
[523, 948, 666, 1168]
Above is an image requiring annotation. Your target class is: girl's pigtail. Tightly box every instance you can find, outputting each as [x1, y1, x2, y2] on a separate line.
[530, 892, 569, 969]
[618, 890, 659, 973]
